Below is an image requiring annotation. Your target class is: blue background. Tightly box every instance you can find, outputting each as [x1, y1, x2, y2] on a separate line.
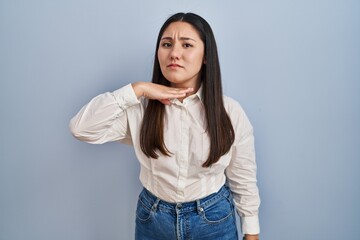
[1, 0, 359, 239]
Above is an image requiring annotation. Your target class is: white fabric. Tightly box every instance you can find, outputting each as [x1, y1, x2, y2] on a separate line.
[69, 83, 260, 234]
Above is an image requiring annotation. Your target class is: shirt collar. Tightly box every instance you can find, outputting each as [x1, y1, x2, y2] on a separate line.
[170, 84, 204, 105]
[195, 84, 204, 102]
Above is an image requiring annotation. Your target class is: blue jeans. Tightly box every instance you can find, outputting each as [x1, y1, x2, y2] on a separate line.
[135, 185, 238, 240]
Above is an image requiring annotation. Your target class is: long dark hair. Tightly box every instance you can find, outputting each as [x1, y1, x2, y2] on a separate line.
[140, 12, 235, 167]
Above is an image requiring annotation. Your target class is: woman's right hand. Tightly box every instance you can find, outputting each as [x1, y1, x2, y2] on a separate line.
[131, 82, 194, 105]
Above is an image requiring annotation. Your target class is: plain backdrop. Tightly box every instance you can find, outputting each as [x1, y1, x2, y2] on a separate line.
[0, 0, 359, 239]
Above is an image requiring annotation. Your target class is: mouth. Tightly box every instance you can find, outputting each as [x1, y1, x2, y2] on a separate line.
[167, 63, 183, 68]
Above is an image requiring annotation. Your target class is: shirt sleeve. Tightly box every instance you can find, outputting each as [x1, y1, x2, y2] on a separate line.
[225, 98, 260, 235]
[69, 83, 140, 144]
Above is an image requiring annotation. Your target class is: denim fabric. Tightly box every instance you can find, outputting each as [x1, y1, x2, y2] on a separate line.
[135, 185, 238, 240]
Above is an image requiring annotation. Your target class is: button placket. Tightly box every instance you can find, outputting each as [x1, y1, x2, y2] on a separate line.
[176, 105, 189, 201]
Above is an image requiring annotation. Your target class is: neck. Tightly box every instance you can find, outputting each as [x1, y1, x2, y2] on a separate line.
[171, 81, 201, 102]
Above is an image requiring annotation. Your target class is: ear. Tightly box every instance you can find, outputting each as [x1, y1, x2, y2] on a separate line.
[203, 57, 207, 64]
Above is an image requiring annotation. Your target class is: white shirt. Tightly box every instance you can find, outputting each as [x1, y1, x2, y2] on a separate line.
[69, 84, 260, 234]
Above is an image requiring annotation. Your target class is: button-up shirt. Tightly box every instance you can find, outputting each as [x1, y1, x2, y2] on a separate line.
[69, 84, 260, 234]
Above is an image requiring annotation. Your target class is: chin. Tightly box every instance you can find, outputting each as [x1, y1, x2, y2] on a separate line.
[164, 76, 184, 84]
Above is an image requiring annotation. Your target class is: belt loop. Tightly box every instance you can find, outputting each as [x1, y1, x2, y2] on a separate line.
[196, 200, 204, 214]
[151, 198, 160, 212]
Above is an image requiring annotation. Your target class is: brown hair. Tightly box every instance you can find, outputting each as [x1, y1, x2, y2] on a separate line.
[140, 13, 235, 167]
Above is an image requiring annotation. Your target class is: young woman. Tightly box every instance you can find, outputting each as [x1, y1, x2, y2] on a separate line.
[70, 12, 260, 240]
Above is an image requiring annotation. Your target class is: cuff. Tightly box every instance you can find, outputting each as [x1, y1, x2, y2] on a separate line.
[112, 83, 140, 110]
[240, 215, 260, 235]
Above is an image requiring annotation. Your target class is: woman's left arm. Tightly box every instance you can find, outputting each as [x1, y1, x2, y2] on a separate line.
[224, 98, 260, 236]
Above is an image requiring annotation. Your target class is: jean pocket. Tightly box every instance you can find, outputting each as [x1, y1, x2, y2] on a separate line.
[201, 196, 234, 224]
[135, 198, 152, 223]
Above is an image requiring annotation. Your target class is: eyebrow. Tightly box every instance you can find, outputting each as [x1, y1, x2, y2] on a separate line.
[160, 37, 197, 42]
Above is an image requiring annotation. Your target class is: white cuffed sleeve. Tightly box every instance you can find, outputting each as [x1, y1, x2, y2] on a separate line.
[240, 215, 260, 235]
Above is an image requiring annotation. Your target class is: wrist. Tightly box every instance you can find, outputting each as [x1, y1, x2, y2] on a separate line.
[243, 234, 259, 240]
[131, 82, 146, 98]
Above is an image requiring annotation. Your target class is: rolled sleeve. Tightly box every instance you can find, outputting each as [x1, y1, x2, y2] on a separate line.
[69, 84, 141, 144]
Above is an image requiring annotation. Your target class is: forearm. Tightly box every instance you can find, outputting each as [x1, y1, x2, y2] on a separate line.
[131, 82, 146, 98]
[226, 133, 260, 234]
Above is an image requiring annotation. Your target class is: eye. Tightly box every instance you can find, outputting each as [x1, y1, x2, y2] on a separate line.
[183, 43, 193, 48]
[161, 42, 172, 48]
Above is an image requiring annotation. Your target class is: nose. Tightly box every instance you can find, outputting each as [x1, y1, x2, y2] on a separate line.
[170, 43, 181, 60]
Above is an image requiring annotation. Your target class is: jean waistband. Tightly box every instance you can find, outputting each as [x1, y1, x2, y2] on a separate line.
[140, 185, 231, 213]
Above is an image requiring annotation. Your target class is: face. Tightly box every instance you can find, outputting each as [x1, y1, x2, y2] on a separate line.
[157, 21, 205, 88]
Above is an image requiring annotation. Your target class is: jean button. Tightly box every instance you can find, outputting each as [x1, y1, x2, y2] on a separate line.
[176, 203, 182, 209]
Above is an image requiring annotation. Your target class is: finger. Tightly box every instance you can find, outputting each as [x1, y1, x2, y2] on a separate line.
[161, 93, 186, 100]
[159, 99, 172, 105]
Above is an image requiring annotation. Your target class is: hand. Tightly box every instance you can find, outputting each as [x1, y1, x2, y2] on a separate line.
[132, 82, 194, 105]
[244, 234, 259, 240]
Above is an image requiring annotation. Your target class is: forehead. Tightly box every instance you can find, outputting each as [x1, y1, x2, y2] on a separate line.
[161, 21, 201, 39]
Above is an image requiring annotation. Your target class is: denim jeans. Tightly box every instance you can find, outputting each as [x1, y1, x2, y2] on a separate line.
[135, 185, 238, 240]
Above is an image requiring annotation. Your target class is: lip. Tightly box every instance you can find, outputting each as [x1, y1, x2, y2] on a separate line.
[167, 63, 183, 68]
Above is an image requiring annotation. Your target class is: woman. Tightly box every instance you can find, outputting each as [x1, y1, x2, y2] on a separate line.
[70, 12, 260, 240]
